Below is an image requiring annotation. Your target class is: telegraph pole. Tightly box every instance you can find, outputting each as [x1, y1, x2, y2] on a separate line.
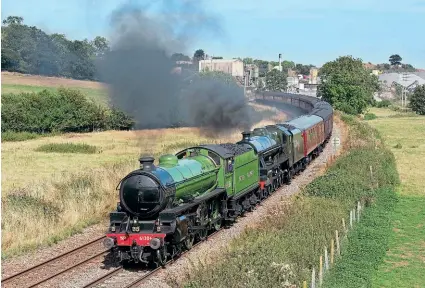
[401, 73, 408, 109]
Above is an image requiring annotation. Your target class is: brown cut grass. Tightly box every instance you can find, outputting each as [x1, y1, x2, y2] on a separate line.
[1, 102, 287, 259]
[1, 71, 106, 90]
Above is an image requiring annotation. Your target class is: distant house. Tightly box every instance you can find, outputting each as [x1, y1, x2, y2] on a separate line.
[198, 59, 244, 77]
[379, 73, 425, 92]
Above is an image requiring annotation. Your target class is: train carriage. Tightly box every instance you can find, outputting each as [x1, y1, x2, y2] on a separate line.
[285, 115, 325, 160]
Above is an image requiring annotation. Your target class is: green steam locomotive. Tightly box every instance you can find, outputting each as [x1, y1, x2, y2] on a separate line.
[104, 94, 333, 266]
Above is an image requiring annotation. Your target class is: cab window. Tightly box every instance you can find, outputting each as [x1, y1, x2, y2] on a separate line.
[225, 158, 234, 173]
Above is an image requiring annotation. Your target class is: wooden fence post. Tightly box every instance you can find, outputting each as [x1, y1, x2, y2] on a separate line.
[335, 230, 340, 256]
[319, 255, 323, 286]
[350, 210, 353, 228]
[325, 246, 329, 271]
[311, 267, 316, 288]
[342, 218, 346, 233]
[330, 239, 334, 265]
[357, 201, 361, 222]
[303, 281, 307, 288]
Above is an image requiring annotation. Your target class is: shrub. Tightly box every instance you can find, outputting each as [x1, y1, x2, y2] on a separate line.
[375, 99, 391, 108]
[364, 113, 377, 120]
[35, 143, 98, 154]
[1, 88, 135, 135]
[409, 84, 425, 115]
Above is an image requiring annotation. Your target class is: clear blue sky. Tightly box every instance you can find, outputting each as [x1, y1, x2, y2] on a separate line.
[2, 0, 425, 68]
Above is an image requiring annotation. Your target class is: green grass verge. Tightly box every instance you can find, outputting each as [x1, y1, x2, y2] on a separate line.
[1, 84, 109, 106]
[323, 187, 398, 287]
[178, 114, 400, 288]
[35, 143, 98, 154]
[371, 195, 425, 287]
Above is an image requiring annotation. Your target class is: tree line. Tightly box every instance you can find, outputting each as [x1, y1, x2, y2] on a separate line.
[1, 16, 108, 80]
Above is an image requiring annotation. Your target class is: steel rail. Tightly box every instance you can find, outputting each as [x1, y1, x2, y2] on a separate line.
[2, 235, 106, 285]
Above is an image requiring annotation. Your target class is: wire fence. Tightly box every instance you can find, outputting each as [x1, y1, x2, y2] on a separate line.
[302, 200, 364, 288]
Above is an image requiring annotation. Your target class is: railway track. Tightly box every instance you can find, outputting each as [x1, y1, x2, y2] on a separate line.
[2, 236, 106, 288]
[82, 230, 221, 288]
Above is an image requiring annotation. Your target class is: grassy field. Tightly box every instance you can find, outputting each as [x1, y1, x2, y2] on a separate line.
[366, 108, 425, 287]
[1, 72, 109, 105]
[1, 84, 109, 105]
[1, 75, 286, 259]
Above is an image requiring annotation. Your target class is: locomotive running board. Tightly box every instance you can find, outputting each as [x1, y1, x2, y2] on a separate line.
[159, 188, 226, 222]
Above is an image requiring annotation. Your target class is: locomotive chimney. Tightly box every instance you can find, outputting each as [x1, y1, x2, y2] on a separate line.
[242, 131, 251, 141]
[139, 156, 155, 171]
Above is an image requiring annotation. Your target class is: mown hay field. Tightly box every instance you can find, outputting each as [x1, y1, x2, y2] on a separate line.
[1, 72, 109, 105]
[1, 73, 286, 259]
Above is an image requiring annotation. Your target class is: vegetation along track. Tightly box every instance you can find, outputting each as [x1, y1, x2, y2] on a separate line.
[2, 236, 106, 288]
[82, 231, 221, 288]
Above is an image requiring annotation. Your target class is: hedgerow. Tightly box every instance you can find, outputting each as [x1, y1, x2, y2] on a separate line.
[1, 88, 134, 135]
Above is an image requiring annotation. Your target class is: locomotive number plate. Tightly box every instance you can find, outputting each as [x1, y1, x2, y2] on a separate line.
[139, 235, 153, 241]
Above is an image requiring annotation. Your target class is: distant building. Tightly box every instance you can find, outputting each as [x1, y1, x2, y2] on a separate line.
[363, 62, 377, 70]
[287, 76, 299, 90]
[414, 71, 425, 80]
[309, 68, 318, 84]
[245, 64, 259, 86]
[379, 72, 425, 92]
[198, 59, 244, 77]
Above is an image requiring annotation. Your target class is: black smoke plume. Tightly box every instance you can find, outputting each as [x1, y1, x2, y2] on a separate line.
[97, 0, 254, 133]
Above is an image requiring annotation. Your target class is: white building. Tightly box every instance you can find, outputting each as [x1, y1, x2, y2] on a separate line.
[199, 59, 244, 77]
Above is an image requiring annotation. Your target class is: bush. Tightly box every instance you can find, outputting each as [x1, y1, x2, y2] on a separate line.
[1, 88, 135, 135]
[2, 131, 42, 142]
[409, 84, 425, 115]
[376, 99, 391, 108]
[364, 113, 377, 120]
[35, 143, 98, 154]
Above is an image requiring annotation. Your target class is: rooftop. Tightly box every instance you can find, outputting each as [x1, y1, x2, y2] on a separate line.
[379, 73, 425, 88]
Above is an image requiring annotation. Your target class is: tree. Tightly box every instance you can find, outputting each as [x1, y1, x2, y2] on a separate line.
[295, 63, 314, 75]
[2, 16, 23, 25]
[389, 54, 402, 66]
[212, 56, 223, 59]
[409, 85, 425, 115]
[91, 36, 109, 57]
[318, 56, 379, 115]
[282, 60, 295, 72]
[265, 69, 287, 92]
[257, 78, 265, 91]
[199, 70, 235, 85]
[171, 53, 191, 62]
[243, 58, 253, 65]
[193, 49, 205, 61]
[1, 15, 99, 80]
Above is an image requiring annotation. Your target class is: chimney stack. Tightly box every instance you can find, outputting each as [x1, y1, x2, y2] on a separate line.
[139, 156, 155, 171]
